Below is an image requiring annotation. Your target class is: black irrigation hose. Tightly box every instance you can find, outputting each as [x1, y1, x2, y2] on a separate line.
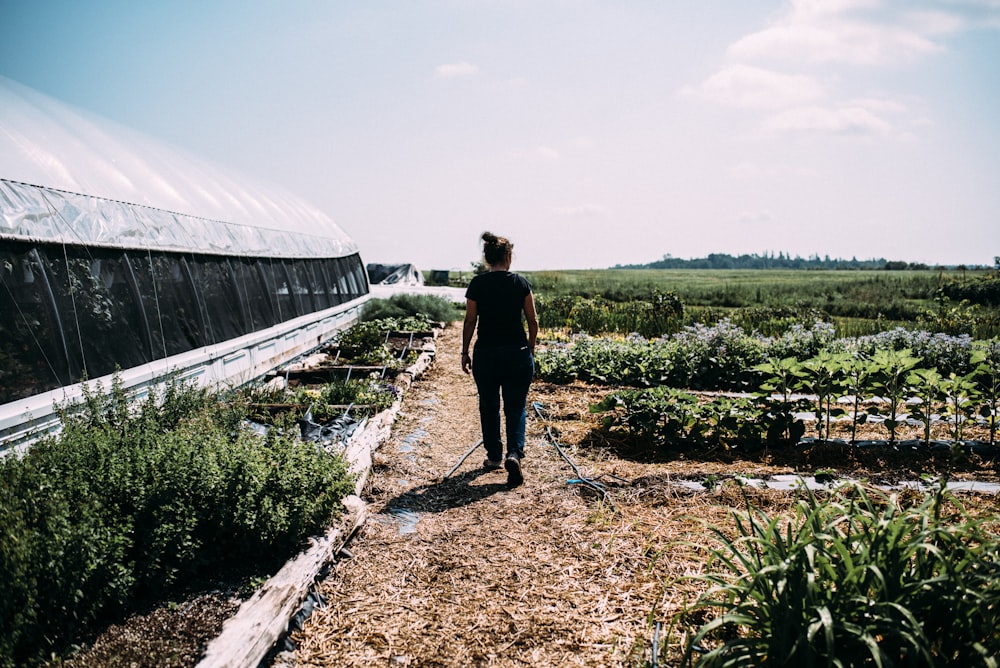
[532, 402, 615, 508]
[443, 439, 485, 479]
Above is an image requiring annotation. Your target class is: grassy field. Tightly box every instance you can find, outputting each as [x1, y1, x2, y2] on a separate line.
[527, 267, 1000, 328]
[431, 267, 999, 337]
[525, 268, 945, 306]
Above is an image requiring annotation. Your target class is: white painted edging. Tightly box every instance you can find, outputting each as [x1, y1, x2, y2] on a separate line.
[196, 334, 437, 668]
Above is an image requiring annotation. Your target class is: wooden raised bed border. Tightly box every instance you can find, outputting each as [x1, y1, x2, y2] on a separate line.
[196, 330, 438, 668]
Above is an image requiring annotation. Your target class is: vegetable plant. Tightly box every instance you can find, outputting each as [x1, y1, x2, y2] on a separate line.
[907, 367, 945, 446]
[868, 348, 921, 443]
[682, 483, 1000, 667]
[799, 350, 849, 440]
[841, 355, 876, 444]
[752, 356, 808, 446]
[971, 338, 1000, 445]
[940, 371, 981, 443]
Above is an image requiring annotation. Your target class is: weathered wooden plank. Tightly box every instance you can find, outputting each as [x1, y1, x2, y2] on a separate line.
[195, 337, 436, 668]
[196, 495, 367, 668]
[284, 365, 390, 384]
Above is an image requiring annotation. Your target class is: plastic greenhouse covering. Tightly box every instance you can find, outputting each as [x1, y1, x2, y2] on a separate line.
[0, 76, 368, 406]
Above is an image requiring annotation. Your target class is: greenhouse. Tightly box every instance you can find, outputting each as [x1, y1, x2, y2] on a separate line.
[0, 76, 369, 449]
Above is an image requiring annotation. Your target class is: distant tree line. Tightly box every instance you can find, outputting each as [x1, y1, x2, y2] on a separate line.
[614, 252, 984, 271]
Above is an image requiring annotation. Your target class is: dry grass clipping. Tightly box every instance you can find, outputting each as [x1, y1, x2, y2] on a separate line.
[289, 324, 1000, 668]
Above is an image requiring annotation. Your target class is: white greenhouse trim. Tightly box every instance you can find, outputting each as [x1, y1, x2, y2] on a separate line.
[0, 295, 370, 452]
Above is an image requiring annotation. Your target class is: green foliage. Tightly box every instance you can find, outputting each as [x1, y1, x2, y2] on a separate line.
[971, 339, 1000, 445]
[868, 349, 922, 443]
[536, 289, 683, 337]
[917, 291, 993, 336]
[361, 293, 460, 323]
[582, 340, 1000, 450]
[728, 306, 831, 338]
[908, 367, 946, 445]
[593, 387, 701, 445]
[842, 355, 876, 444]
[942, 272, 1000, 307]
[799, 351, 850, 440]
[940, 371, 980, 443]
[753, 357, 810, 446]
[537, 337, 674, 387]
[526, 268, 1000, 338]
[682, 484, 1000, 667]
[672, 320, 766, 391]
[335, 315, 433, 357]
[0, 377, 354, 667]
[592, 387, 796, 451]
[283, 377, 399, 421]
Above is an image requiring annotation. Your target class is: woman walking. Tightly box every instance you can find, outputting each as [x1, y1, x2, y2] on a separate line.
[461, 232, 538, 486]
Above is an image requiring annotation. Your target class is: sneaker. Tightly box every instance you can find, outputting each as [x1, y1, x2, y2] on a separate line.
[483, 458, 503, 470]
[504, 454, 523, 486]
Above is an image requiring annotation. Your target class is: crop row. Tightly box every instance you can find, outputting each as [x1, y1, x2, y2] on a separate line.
[538, 320, 1000, 448]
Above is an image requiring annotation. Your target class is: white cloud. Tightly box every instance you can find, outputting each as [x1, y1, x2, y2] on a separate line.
[762, 104, 894, 135]
[434, 61, 479, 78]
[536, 145, 560, 161]
[551, 203, 609, 216]
[788, 0, 879, 20]
[728, 0, 954, 67]
[730, 20, 943, 66]
[682, 64, 825, 109]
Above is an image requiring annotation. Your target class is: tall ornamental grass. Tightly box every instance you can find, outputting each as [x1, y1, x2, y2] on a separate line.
[0, 378, 355, 668]
[682, 484, 1000, 667]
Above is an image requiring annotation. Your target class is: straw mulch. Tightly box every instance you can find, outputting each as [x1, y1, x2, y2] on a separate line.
[290, 323, 1000, 668]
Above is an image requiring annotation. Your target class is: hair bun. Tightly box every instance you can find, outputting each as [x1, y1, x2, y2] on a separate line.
[481, 231, 498, 244]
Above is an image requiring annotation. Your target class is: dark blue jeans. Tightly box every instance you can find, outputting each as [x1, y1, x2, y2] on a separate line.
[472, 344, 534, 462]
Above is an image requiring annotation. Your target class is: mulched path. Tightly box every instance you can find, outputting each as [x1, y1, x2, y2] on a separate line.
[55, 322, 1000, 667]
[288, 324, 1000, 667]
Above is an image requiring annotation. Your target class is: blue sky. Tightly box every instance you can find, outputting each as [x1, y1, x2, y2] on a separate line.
[2, 0, 999, 270]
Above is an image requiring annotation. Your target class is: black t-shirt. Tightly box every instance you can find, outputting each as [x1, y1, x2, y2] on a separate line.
[465, 271, 532, 348]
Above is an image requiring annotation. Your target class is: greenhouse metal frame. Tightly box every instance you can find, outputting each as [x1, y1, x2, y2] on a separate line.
[1, 77, 370, 450]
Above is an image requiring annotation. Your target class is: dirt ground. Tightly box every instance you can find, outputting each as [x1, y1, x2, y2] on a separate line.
[57, 323, 1000, 667]
[287, 324, 1000, 667]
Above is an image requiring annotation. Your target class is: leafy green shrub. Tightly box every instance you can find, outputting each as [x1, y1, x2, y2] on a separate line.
[833, 327, 976, 376]
[592, 386, 804, 451]
[972, 338, 1000, 445]
[535, 290, 683, 337]
[335, 316, 433, 358]
[290, 377, 400, 420]
[537, 336, 674, 387]
[764, 320, 838, 360]
[361, 293, 460, 323]
[942, 273, 1000, 307]
[729, 306, 831, 338]
[683, 484, 1000, 667]
[670, 320, 766, 390]
[0, 377, 354, 667]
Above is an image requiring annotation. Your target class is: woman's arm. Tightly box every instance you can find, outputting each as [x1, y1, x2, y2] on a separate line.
[462, 298, 477, 374]
[523, 292, 538, 353]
